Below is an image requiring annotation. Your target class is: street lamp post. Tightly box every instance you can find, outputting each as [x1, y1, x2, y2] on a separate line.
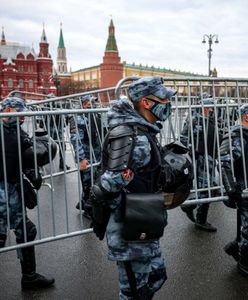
[202, 34, 219, 76]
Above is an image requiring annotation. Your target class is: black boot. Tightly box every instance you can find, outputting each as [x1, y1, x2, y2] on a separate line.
[121, 284, 154, 300]
[20, 246, 55, 290]
[139, 284, 154, 300]
[195, 222, 217, 232]
[76, 192, 85, 210]
[181, 206, 196, 223]
[195, 203, 217, 232]
[224, 240, 239, 262]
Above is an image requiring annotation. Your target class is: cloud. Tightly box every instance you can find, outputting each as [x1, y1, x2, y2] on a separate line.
[1, 0, 248, 77]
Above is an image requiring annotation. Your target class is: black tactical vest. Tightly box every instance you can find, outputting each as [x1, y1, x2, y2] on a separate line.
[0, 126, 25, 183]
[0, 124, 32, 183]
[102, 124, 162, 194]
[232, 127, 248, 181]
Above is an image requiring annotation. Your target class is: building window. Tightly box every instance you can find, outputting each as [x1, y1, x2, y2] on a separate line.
[29, 80, 33, 89]
[8, 78, 13, 88]
[19, 79, 24, 88]
[44, 80, 49, 88]
[18, 65, 24, 72]
[79, 75, 84, 81]
[92, 72, 97, 80]
[85, 72, 90, 80]
[28, 66, 33, 73]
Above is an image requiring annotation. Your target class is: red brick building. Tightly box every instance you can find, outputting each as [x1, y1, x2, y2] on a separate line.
[0, 26, 56, 100]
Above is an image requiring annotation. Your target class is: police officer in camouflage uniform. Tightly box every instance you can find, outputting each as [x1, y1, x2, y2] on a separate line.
[220, 103, 248, 276]
[43, 94, 70, 171]
[90, 76, 177, 299]
[180, 94, 218, 232]
[69, 95, 102, 217]
[0, 97, 55, 289]
[49, 105, 70, 171]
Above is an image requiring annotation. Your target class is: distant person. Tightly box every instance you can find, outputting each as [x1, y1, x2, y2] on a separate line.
[46, 94, 70, 171]
[69, 95, 102, 217]
[220, 103, 248, 276]
[0, 97, 55, 290]
[180, 93, 219, 232]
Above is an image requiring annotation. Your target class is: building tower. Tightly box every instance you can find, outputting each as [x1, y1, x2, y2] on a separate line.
[55, 24, 71, 96]
[100, 18, 123, 88]
[1, 27, 6, 46]
[37, 24, 55, 95]
[38, 24, 49, 58]
[57, 23, 68, 74]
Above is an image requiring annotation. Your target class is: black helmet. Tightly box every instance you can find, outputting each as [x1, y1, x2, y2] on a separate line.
[160, 141, 193, 208]
[23, 130, 57, 167]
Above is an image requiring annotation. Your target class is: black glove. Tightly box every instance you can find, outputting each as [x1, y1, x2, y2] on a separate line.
[91, 206, 111, 240]
[24, 169, 42, 190]
[223, 193, 242, 209]
[90, 186, 112, 240]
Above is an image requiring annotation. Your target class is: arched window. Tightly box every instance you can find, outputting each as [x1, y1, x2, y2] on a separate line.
[19, 79, 24, 88]
[7, 78, 13, 88]
[44, 80, 49, 88]
[29, 80, 33, 88]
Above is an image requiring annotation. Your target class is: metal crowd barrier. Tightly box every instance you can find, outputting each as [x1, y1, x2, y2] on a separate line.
[0, 76, 248, 253]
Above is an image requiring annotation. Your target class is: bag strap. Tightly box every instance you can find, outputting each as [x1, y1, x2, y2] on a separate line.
[123, 261, 141, 300]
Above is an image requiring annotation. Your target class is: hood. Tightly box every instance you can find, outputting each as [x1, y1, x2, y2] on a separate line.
[107, 99, 160, 134]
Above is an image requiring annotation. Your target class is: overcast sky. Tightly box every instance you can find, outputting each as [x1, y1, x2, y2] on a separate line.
[1, 0, 247, 78]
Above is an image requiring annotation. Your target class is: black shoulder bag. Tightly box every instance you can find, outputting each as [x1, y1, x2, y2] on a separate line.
[122, 193, 166, 242]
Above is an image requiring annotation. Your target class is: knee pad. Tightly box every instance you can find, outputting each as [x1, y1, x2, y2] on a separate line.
[0, 234, 7, 248]
[16, 219, 37, 243]
[26, 219, 37, 241]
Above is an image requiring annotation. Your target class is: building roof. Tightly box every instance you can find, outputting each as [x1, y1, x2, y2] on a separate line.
[72, 65, 100, 73]
[58, 24, 65, 48]
[123, 62, 206, 77]
[105, 18, 118, 52]
[0, 44, 37, 60]
[41, 24, 47, 43]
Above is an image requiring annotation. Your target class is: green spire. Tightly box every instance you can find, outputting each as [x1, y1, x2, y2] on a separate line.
[58, 23, 65, 48]
[105, 18, 118, 52]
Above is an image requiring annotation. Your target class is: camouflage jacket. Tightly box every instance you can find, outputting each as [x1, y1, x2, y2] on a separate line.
[99, 99, 167, 261]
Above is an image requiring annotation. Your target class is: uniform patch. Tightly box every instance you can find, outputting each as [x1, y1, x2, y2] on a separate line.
[121, 169, 134, 181]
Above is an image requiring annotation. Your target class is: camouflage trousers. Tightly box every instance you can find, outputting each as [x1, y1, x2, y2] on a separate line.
[0, 182, 24, 235]
[0, 182, 35, 247]
[195, 154, 217, 196]
[117, 253, 167, 300]
[239, 206, 248, 256]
